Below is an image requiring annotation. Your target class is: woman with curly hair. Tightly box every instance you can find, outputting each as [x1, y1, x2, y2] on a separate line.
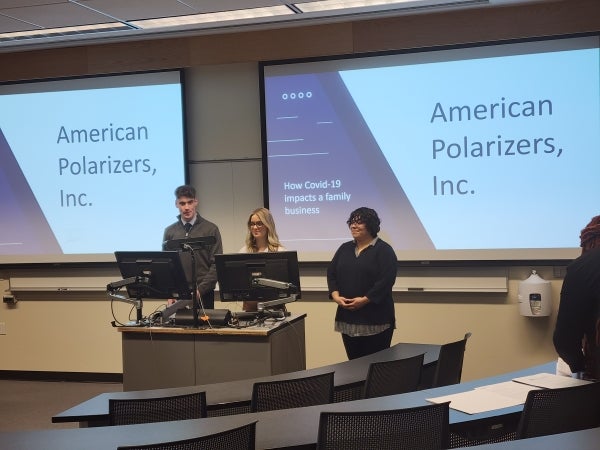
[327, 207, 397, 360]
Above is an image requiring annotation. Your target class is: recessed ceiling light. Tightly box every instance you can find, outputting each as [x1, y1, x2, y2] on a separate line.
[296, 0, 482, 13]
[130, 6, 293, 30]
[0, 22, 130, 42]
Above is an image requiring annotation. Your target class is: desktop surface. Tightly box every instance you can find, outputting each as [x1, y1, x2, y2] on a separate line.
[453, 427, 600, 450]
[53, 341, 439, 425]
[5, 362, 581, 450]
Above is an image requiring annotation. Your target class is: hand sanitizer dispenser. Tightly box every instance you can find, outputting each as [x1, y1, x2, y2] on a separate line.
[518, 270, 552, 317]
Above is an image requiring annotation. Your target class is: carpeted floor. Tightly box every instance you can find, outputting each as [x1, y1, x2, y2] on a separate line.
[0, 379, 122, 432]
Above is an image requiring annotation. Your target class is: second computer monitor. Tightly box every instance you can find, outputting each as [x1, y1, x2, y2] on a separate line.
[215, 251, 301, 302]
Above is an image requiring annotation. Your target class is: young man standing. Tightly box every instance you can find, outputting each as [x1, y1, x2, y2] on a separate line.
[162, 184, 223, 309]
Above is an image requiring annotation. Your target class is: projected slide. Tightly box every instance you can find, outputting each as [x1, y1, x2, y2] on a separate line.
[0, 128, 61, 254]
[263, 35, 600, 261]
[0, 71, 186, 263]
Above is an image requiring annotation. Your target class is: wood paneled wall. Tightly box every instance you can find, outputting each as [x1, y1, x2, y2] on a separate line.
[0, 0, 598, 83]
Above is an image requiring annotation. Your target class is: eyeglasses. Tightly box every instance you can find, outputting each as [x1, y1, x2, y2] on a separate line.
[347, 218, 365, 226]
[249, 221, 264, 228]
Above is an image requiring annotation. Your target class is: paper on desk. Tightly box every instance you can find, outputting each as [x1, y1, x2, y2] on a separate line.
[427, 381, 539, 415]
[476, 380, 540, 401]
[512, 372, 593, 389]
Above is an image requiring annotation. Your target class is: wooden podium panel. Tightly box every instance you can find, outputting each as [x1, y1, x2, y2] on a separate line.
[119, 314, 306, 391]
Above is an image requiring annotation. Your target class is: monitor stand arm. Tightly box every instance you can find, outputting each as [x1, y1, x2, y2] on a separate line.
[257, 294, 298, 312]
[253, 277, 299, 313]
[107, 283, 144, 325]
[106, 276, 148, 325]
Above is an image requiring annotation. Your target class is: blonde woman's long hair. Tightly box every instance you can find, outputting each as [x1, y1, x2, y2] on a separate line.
[244, 207, 283, 252]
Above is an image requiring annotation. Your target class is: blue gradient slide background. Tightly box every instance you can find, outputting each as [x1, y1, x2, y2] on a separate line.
[263, 35, 600, 261]
[0, 71, 186, 261]
[0, 128, 61, 254]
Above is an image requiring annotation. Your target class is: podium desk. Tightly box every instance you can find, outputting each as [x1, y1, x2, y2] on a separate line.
[119, 313, 306, 391]
[9, 363, 587, 450]
[53, 341, 439, 427]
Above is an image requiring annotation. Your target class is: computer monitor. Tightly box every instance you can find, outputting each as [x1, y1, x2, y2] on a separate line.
[215, 251, 301, 302]
[114, 251, 192, 300]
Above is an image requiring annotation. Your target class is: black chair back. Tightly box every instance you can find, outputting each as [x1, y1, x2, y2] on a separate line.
[516, 381, 600, 439]
[109, 391, 207, 426]
[316, 401, 450, 450]
[431, 332, 471, 388]
[363, 353, 424, 399]
[250, 371, 334, 412]
[117, 420, 257, 450]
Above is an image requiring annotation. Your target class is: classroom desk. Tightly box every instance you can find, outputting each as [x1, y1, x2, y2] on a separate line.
[247, 361, 557, 449]
[7, 362, 560, 450]
[453, 427, 600, 450]
[119, 313, 307, 390]
[53, 341, 439, 426]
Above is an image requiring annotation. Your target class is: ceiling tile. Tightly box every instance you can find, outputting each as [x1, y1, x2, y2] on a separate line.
[183, 1, 286, 14]
[0, 12, 34, 33]
[80, 0, 196, 21]
[4, 3, 114, 28]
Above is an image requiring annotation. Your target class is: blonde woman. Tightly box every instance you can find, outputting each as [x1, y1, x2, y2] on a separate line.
[239, 208, 286, 311]
[239, 207, 286, 254]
